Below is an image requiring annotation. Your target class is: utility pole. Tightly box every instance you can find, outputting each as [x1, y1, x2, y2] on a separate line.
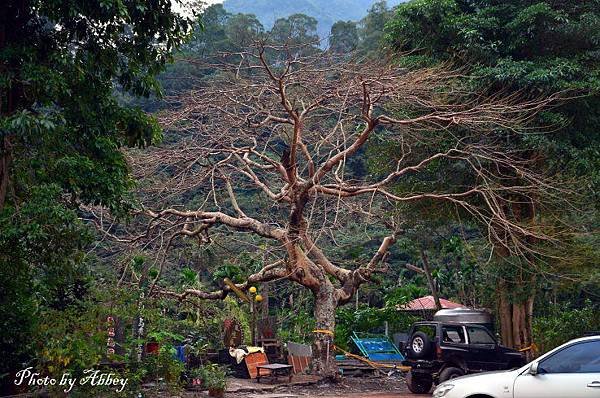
[421, 249, 442, 311]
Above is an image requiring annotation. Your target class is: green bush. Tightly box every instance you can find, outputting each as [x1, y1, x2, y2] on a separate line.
[142, 345, 185, 385]
[28, 285, 196, 396]
[335, 305, 417, 351]
[198, 363, 227, 390]
[335, 286, 421, 351]
[277, 307, 316, 345]
[533, 300, 600, 354]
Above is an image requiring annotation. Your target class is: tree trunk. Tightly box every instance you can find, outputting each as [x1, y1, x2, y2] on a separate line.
[497, 281, 535, 361]
[311, 283, 338, 379]
[421, 250, 441, 310]
[0, 138, 10, 210]
[498, 284, 514, 348]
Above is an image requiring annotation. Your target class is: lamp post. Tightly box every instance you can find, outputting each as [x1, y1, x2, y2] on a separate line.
[249, 286, 262, 346]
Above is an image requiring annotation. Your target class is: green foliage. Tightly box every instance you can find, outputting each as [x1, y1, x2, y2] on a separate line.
[384, 284, 429, 307]
[277, 306, 316, 345]
[357, 1, 396, 56]
[197, 363, 227, 390]
[223, 0, 404, 42]
[533, 301, 600, 354]
[269, 13, 321, 58]
[0, 185, 93, 307]
[0, 0, 193, 389]
[0, 244, 36, 381]
[2, 0, 193, 208]
[180, 267, 200, 286]
[0, 184, 95, 385]
[384, 0, 461, 57]
[36, 304, 105, 377]
[29, 285, 186, 396]
[335, 285, 422, 350]
[222, 298, 252, 346]
[226, 13, 265, 47]
[383, 0, 600, 321]
[330, 21, 359, 53]
[386, 0, 600, 194]
[186, 4, 264, 57]
[212, 262, 247, 285]
[143, 347, 185, 386]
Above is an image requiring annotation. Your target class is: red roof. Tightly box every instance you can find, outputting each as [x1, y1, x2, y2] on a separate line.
[399, 295, 464, 311]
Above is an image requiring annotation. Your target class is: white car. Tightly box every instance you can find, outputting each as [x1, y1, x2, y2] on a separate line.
[432, 335, 600, 398]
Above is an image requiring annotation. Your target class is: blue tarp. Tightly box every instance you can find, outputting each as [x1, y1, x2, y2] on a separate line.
[350, 332, 404, 361]
[174, 345, 186, 363]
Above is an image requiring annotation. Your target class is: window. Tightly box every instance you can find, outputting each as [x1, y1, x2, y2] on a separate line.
[415, 325, 436, 339]
[539, 341, 600, 374]
[466, 327, 495, 345]
[442, 326, 466, 344]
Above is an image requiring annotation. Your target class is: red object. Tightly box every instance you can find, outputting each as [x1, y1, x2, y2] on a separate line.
[146, 342, 160, 354]
[399, 296, 463, 311]
[244, 352, 271, 379]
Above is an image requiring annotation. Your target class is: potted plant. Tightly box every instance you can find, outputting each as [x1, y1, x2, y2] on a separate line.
[187, 367, 204, 388]
[201, 363, 227, 398]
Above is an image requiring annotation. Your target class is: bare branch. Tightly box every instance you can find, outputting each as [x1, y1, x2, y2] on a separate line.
[95, 44, 565, 327]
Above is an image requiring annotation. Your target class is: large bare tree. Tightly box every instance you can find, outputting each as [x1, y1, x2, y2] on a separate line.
[104, 44, 561, 376]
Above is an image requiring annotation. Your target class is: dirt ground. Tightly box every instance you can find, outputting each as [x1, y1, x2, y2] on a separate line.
[170, 374, 432, 398]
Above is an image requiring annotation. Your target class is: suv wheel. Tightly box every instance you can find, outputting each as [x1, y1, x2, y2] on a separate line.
[406, 370, 433, 394]
[407, 331, 432, 358]
[439, 366, 464, 383]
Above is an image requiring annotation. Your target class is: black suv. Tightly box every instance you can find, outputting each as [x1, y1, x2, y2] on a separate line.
[400, 321, 525, 394]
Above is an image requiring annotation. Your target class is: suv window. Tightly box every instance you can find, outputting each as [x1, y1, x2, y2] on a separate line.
[414, 325, 436, 339]
[539, 341, 600, 374]
[442, 326, 466, 344]
[466, 326, 495, 344]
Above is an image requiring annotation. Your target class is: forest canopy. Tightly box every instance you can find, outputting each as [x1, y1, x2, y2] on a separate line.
[1, 0, 598, 394]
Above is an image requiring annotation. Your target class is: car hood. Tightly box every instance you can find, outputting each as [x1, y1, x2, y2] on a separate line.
[452, 369, 516, 382]
[438, 368, 521, 397]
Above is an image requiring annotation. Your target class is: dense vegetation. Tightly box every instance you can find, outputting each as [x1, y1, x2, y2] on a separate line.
[385, 0, 600, 350]
[1, 0, 598, 395]
[0, 0, 193, 393]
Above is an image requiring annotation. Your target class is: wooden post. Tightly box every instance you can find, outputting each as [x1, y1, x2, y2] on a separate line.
[251, 299, 257, 346]
[262, 283, 269, 316]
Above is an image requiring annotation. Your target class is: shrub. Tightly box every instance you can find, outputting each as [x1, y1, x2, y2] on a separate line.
[533, 300, 600, 354]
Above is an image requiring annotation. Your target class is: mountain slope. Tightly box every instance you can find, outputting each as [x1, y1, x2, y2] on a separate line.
[222, 0, 404, 39]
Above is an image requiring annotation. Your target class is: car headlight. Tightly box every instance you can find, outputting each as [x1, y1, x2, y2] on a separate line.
[433, 383, 455, 397]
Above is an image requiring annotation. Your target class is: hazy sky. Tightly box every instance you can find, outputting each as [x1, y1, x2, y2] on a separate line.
[172, 0, 223, 16]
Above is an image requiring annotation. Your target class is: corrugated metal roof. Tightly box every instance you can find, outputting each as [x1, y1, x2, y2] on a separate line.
[398, 295, 464, 311]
